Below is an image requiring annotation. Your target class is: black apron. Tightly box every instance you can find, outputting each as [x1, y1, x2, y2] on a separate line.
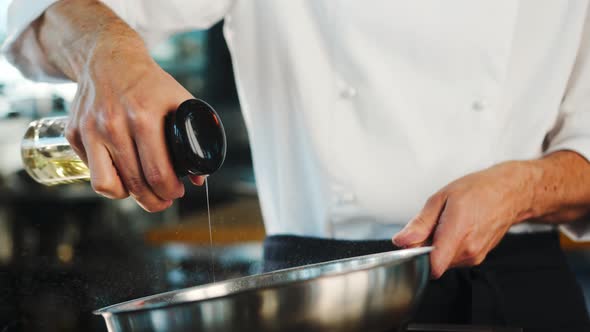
[263, 231, 590, 331]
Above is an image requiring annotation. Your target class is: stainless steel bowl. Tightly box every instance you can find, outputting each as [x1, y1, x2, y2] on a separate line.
[95, 246, 432, 332]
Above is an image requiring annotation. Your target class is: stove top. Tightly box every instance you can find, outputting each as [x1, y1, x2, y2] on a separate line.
[405, 324, 523, 332]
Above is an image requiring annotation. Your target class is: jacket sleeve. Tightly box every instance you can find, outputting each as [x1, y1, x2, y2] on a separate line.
[1, 0, 234, 82]
[545, 8, 590, 241]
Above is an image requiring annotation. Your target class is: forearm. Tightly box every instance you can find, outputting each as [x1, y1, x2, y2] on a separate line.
[35, 0, 151, 81]
[525, 151, 590, 224]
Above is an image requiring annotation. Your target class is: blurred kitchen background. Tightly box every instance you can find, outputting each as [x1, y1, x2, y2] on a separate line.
[2, 2, 590, 332]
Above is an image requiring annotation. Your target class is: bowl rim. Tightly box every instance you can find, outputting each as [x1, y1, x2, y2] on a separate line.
[94, 246, 433, 315]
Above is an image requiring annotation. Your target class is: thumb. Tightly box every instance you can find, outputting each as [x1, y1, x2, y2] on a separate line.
[392, 193, 447, 247]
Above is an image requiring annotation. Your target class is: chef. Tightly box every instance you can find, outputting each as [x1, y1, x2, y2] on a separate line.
[4, 0, 590, 329]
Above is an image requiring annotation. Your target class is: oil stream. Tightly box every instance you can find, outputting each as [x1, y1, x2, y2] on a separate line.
[205, 177, 216, 283]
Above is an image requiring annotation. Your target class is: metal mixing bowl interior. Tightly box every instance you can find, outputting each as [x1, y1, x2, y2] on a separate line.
[95, 246, 433, 332]
[95, 246, 432, 315]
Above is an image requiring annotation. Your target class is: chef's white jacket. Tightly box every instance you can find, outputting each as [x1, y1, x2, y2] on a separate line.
[4, 1, 590, 240]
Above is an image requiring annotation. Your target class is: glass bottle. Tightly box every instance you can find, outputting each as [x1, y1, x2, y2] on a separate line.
[21, 99, 226, 186]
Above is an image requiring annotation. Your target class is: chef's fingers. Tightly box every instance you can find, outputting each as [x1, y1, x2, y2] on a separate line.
[189, 175, 206, 186]
[106, 131, 172, 212]
[65, 95, 88, 164]
[429, 205, 465, 279]
[65, 121, 88, 165]
[392, 193, 447, 247]
[451, 236, 486, 268]
[132, 111, 184, 200]
[81, 134, 128, 199]
[453, 225, 508, 267]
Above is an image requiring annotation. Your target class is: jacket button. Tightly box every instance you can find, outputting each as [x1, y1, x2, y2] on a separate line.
[336, 78, 357, 99]
[471, 99, 487, 112]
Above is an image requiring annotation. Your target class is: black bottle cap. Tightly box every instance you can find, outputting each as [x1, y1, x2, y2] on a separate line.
[165, 99, 226, 177]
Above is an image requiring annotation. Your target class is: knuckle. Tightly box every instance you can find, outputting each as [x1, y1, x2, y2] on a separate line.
[128, 111, 153, 135]
[145, 167, 171, 188]
[412, 215, 428, 227]
[430, 263, 444, 279]
[463, 257, 481, 267]
[429, 251, 446, 278]
[64, 126, 79, 146]
[98, 115, 119, 136]
[425, 194, 441, 207]
[431, 190, 449, 203]
[473, 255, 485, 266]
[91, 178, 115, 197]
[145, 168, 167, 187]
[464, 243, 480, 259]
[125, 175, 147, 195]
[93, 106, 124, 135]
[124, 94, 149, 112]
[78, 115, 94, 133]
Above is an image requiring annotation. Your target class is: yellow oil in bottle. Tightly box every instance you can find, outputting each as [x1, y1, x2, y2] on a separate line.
[21, 117, 90, 186]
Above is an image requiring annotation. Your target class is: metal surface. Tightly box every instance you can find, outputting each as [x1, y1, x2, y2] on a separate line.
[95, 246, 432, 332]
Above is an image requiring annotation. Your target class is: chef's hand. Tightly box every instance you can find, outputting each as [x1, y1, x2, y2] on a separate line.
[392, 161, 536, 279]
[67, 56, 207, 211]
[36, 0, 206, 212]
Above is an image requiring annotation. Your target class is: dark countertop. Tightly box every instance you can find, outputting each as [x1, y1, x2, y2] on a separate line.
[0, 175, 265, 332]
